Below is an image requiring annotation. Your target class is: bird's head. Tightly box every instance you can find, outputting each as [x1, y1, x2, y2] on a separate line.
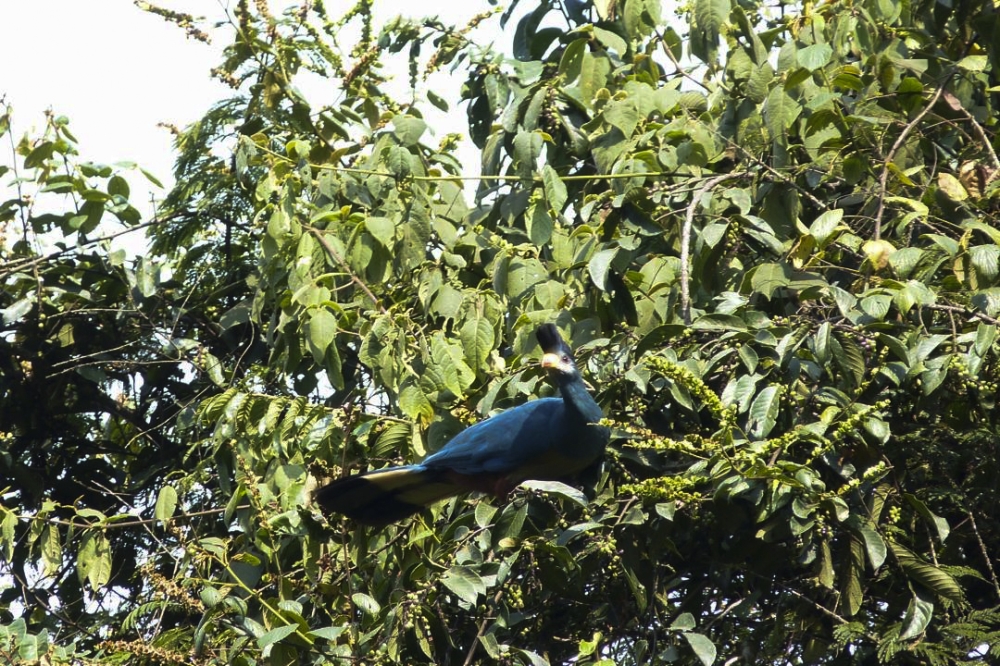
[537, 323, 578, 378]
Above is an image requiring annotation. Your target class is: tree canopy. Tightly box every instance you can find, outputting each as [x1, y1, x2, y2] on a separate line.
[3, 0, 1000, 663]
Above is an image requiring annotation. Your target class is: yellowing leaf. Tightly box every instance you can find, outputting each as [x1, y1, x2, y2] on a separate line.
[937, 172, 968, 202]
[862, 239, 896, 270]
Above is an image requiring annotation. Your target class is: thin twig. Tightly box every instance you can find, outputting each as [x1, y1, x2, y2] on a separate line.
[729, 142, 826, 209]
[776, 583, 879, 642]
[249, 139, 685, 184]
[0, 218, 165, 279]
[308, 226, 386, 313]
[926, 303, 1000, 326]
[949, 100, 1000, 171]
[463, 587, 504, 666]
[967, 510, 1000, 602]
[681, 173, 748, 324]
[873, 79, 952, 239]
[16, 505, 248, 530]
[652, 28, 711, 93]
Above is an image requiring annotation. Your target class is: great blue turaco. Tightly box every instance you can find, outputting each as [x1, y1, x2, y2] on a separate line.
[315, 323, 609, 527]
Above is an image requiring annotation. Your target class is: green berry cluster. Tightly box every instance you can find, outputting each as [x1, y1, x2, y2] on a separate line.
[620, 475, 701, 503]
[950, 355, 999, 394]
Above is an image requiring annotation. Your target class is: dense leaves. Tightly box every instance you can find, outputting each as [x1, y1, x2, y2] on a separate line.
[3, 0, 1000, 664]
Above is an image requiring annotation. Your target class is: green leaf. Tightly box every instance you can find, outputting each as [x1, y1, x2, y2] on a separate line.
[683, 632, 717, 666]
[832, 334, 866, 387]
[513, 130, 543, 178]
[478, 633, 500, 659]
[441, 566, 485, 606]
[257, 624, 298, 648]
[671, 612, 696, 631]
[41, 525, 61, 577]
[861, 294, 892, 321]
[842, 534, 865, 616]
[764, 86, 801, 141]
[351, 592, 381, 616]
[136, 256, 159, 298]
[200, 586, 222, 608]
[2, 296, 35, 325]
[307, 309, 337, 364]
[392, 115, 427, 146]
[527, 203, 554, 246]
[604, 98, 640, 137]
[797, 43, 833, 71]
[690, 313, 747, 332]
[431, 333, 475, 398]
[903, 493, 950, 542]
[899, 590, 934, 640]
[924, 233, 959, 256]
[520, 480, 588, 506]
[748, 385, 781, 439]
[365, 216, 395, 247]
[813, 321, 832, 365]
[1, 510, 15, 561]
[24, 141, 55, 169]
[808, 209, 844, 247]
[308, 626, 347, 641]
[513, 648, 551, 666]
[855, 521, 887, 569]
[819, 539, 835, 588]
[751, 263, 791, 298]
[414, 618, 434, 659]
[78, 531, 111, 591]
[427, 89, 448, 111]
[974, 323, 996, 357]
[139, 167, 163, 187]
[556, 521, 604, 547]
[108, 174, 130, 199]
[460, 314, 495, 370]
[593, 25, 627, 54]
[475, 502, 497, 528]
[655, 502, 676, 520]
[588, 247, 618, 291]
[155, 485, 178, 524]
[889, 542, 963, 601]
[541, 164, 567, 211]
[694, 0, 727, 45]
[399, 381, 434, 425]
[384, 144, 412, 177]
[497, 256, 548, 301]
[559, 39, 610, 108]
[578, 631, 601, 657]
[624, 0, 662, 39]
[888, 247, 923, 278]
[970, 245, 1000, 283]
[957, 55, 989, 72]
[722, 374, 757, 412]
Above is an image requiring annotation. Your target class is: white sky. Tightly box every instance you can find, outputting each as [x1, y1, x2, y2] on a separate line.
[1, 1, 496, 219]
[1, 1, 231, 216]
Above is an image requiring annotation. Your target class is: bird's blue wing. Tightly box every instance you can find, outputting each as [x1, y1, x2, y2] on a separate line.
[421, 398, 567, 475]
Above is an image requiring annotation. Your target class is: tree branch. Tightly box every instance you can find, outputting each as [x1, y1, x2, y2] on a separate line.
[681, 173, 749, 325]
[873, 78, 952, 239]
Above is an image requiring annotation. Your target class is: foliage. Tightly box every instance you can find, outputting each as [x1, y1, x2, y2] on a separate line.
[4, 0, 1000, 664]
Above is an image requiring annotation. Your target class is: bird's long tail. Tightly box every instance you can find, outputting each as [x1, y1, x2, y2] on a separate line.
[314, 465, 461, 527]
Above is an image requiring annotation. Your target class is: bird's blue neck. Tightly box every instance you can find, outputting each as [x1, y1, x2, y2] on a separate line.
[558, 376, 603, 424]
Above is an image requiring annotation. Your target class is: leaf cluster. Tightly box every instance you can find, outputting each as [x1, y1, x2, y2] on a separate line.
[3, 0, 1000, 664]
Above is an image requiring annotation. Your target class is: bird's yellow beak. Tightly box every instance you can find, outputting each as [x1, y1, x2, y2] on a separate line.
[541, 352, 561, 369]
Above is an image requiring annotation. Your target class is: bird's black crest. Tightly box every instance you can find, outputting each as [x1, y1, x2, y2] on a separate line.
[536, 323, 571, 354]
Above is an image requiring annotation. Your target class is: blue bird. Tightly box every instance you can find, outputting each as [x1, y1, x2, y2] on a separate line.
[315, 323, 608, 527]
